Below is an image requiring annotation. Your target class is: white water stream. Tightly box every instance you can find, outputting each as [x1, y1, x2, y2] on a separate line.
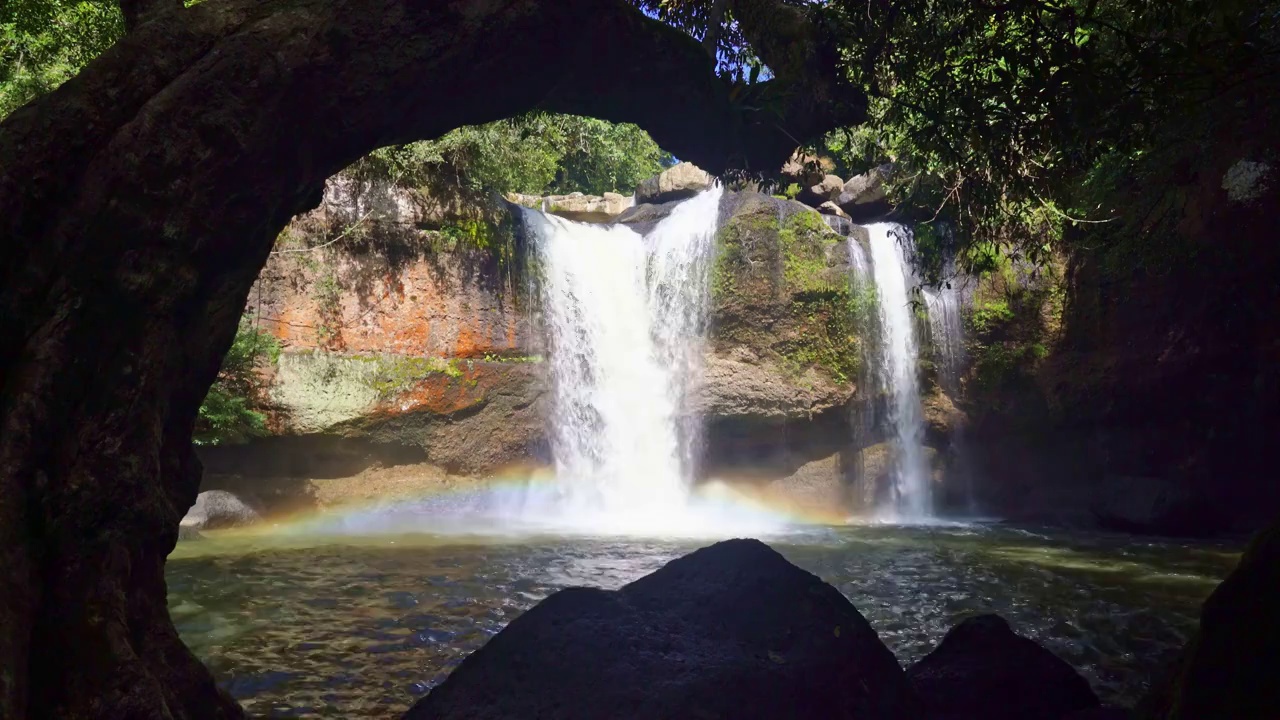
[521, 187, 731, 532]
[865, 223, 933, 520]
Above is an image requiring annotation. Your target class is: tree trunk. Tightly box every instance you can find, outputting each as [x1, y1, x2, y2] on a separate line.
[0, 0, 863, 717]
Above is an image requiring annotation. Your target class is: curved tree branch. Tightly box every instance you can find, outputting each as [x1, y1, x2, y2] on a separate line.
[0, 0, 868, 717]
[118, 0, 184, 32]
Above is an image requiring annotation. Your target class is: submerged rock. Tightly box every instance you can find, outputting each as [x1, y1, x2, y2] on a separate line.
[404, 538, 918, 720]
[907, 614, 1099, 720]
[634, 162, 712, 204]
[180, 490, 261, 530]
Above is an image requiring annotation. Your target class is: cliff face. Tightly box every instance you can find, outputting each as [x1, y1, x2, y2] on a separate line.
[203, 173, 869, 512]
[696, 193, 868, 481]
[948, 153, 1280, 534]
[229, 176, 544, 479]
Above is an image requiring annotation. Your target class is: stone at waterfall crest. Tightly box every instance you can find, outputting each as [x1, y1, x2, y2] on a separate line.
[634, 162, 713, 204]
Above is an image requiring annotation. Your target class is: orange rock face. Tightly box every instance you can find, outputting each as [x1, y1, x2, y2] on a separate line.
[373, 362, 497, 417]
[252, 244, 533, 358]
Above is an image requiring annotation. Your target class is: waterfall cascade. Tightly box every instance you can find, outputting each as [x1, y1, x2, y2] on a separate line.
[522, 187, 724, 530]
[921, 243, 973, 512]
[922, 252, 967, 395]
[863, 223, 933, 520]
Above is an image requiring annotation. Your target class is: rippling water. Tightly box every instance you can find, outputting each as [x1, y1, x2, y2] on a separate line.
[167, 524, 1240, 718]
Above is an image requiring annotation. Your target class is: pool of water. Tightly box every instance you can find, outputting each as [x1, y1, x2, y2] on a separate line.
[166, 523, 1240, 718]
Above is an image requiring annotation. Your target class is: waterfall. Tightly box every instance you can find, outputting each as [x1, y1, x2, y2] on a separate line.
[922, 248, 967, 395]
[922, 244, 974, 513]
[864, 223, 933, 520]
[647, 189, 722, 476]
[522, 187, 724, 528]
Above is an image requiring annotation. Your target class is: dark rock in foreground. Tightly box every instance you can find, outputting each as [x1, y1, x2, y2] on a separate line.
[907, 614, 1100, 720]
[1138, 522, 1280, 719]
[404, 538, 918, 720]
[1065, 708, 1132, 719]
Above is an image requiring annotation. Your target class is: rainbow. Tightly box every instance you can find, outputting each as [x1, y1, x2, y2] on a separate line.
[171, 472, 870, 558]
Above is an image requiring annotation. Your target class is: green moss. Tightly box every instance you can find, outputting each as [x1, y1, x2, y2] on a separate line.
[712, 239, 740, 298]
[712, 201, 869, 383]
[779, 288, 868, 385]
[480, 352, 544, 363]
[711, 209, 778, 301]
[357, 355, 470, 397]
[436, 217, 503, 251]
[778, 210, 840, 294]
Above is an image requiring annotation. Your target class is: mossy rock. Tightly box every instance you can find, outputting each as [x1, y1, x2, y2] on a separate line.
[711, 192, 872, 385]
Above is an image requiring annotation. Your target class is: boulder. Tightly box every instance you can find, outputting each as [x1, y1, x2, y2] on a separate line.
[506, 191, 633, 223]
[694, 349, 852, 422]
[822, 213, 857, 236]
[614, 195, 686, 234]
[1137, 521, 1280, 720]
[837, 165, 893, 222]
[179, 490, 261, 530]
[266, 354, 545, 475]
[761, 453, 849, 516]
[923, 385, 967, 448]
[405, 539, 919, 720]
[1091, 475, 1204, 536]
[817, 200, 850, 219]
[634, 162, 713, 204]
[799, 174, 845, 206]
[176, 525, 205, 542]
[780, 151, 834, 187]
[907, 614, 1100, 720]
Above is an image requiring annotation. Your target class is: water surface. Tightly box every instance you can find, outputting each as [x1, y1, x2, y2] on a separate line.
[167, 524, 1240, 718]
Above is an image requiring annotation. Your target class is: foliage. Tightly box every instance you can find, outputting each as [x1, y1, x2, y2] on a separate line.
[813, 0, 1279, 270]
[3, 4, 670, 198]
[314, 268, 342, 348]
[10, 0, 1276, 282]
[350, 113, 672, 196]
[967, 299, 1014, 335]
[0, 0, 123, 117]
[195, 315, 280, 445]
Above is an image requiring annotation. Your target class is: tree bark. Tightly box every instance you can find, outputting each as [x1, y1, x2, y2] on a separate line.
[0, 0, 864, 717]
[119, 0, 183, 31]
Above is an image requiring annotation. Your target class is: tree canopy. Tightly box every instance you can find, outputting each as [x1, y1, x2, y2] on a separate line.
[352, 113, 673, 196]
[5, 0, 1277, 265]
[0, 0, 123, 116]
[630, 0, 1277, 271]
